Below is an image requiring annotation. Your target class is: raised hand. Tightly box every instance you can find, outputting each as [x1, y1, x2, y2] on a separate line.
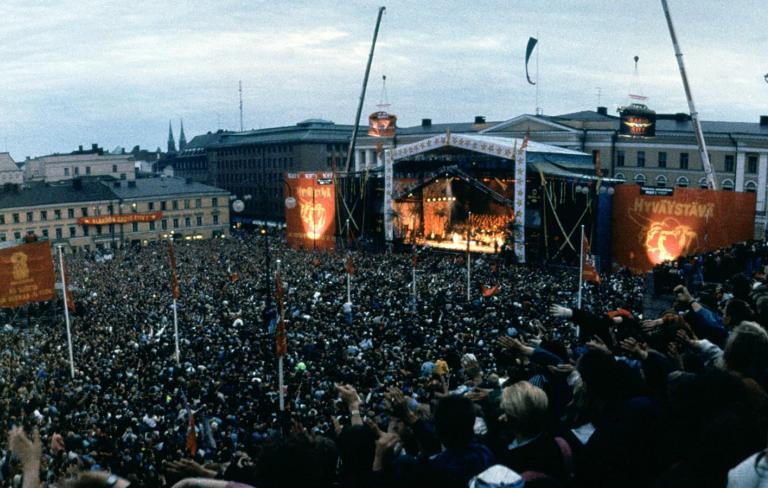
[619, 337, 649, 360]
[586, 335, 611, 354]
[550, 304, 573, 318]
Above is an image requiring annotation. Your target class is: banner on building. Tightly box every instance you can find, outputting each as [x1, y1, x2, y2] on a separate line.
[78, 211, 163, 226]
[0, 241, 56, 308]
[612, 185, 755, 271]
[285, 172, 336, 250]
[619, 105, 656, 138]
[368, 111, 397, 138]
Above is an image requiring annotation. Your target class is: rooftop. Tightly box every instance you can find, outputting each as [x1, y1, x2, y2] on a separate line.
[0, 153, 19, 173]
[110, 176, 228, 200]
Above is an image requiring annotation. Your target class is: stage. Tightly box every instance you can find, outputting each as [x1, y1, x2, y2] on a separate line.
[420, 236, 502, 253]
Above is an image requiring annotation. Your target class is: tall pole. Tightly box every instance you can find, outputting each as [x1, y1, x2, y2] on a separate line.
[239, 80, 244, 132]
[467, 211, 472, 302]
[660, 0, 717, 190]
[57, 246, 75, 379]
[577, 224, 584, 309]
[346, 269, 352, 304]
[412, 255, 417, 310]
[344, 6, 386, 173]
[276, 259, 284, 412]
[173, 298, 180, 365]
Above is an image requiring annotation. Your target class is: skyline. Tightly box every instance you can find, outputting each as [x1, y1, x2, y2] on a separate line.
[0, 0, 766, 160]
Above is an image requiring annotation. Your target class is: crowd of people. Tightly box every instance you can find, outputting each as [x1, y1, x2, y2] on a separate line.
[1, 231, 768, 487]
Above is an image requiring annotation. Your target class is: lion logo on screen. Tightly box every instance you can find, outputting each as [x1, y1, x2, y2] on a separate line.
[10, 252, 30, 281]
[644, 218, 698, 264]
[300, 201, 327, 240]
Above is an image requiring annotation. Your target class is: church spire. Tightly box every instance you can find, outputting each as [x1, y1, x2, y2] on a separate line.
[167, 120, 177, 153]
[179, 119, 187, 152]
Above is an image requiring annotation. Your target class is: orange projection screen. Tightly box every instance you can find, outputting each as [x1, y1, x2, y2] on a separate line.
[612, 185, 755, 271]
[284, 172, 336, 251]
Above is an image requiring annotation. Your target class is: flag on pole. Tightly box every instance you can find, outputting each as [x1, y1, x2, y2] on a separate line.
[183, 395, 197, 457]
[345, 255, 355, 276]
[61, 258, 76, 314]
[525, 37, 538, 85]
[275, 270, 287, 357]
[582, 234, 601, 284]
[168, 242, 180, 299]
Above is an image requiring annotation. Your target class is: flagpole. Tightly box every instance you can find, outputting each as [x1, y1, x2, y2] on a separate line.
[347, 270, 351, 304]
[173, 298, 180, 365]
[276, 259, 285, 412]
[577, 224, 584, 309]
[412, 258, 417, 305]
[57, 246, 75, 379]
[467, 211, 472, 302]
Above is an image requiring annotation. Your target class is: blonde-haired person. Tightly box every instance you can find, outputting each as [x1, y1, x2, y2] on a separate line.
[494, 381, 572, 484]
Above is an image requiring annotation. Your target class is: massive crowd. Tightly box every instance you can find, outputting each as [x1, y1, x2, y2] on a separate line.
[1, 232, 768, 487]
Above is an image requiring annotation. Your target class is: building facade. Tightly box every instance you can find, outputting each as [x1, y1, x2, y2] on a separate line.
[23, 144, 136, 183]
[0, 153, 23, 185]
[356, 110, 768, 236]
[0, 176, 229, 252]
[172, 119, 358, 221]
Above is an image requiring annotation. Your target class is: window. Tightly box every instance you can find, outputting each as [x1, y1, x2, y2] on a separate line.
[55, 228, 62, 240]
[745, 181, 758, 193]
[14, 231, 21, 240]
[96, 225, 102, 235]
[64, 167, 70, 176]
[148, 202, 155, 211]
[172, 200, 178, 210]
[120, 173, 126, 180]
[616, 150, 625, 167]
[69, 227, 76, 237]
[212, 197, 219, 207]
[213, 214, 219, 225]
[161, 219, 168, 230]
[184, 200, 190, 209]
[54, 209, 61, 220]
[637, 151, 645, 168]
[12, 213, 19, 224]
[185, 217, 191, 227]
[748, 155, 758, 174]
[0, 215, 4, 225]
[173, 218, 179, 228]
[40, 211, 47, 221]
[85, 166, 91, 176]
[722, 179, 735, 191]
[42, 229, 48, 238]
[196, 216, 203, 226]
[112, 164, 118, 173]
[161, 201, 167, 211]
[74, 167, 80, 176]
[107, 205, 114, 214]
[149, 221, 156, 231]
[676, 176, 689, 188]
[656, 175, 668, 187]
[26, 212, 33, 222]
[81, 207, 88, 217]
[68, 208, 75, 219]
[195, 198, 202, 208]
[82, 226, 89, 236]
[699, 178, 708, 189]
[725, 155, 735, 172]
[658, 152, 667, 168]
[0, 233, 4, 242]
[132, 222, 138, 232]
[679, 153, 689, 170]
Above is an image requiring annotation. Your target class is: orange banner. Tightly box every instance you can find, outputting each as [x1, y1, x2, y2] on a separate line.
[285, 172, 336, 250]
[612, 186, 755, 272]
[78, 211, 163, 226]
[0, 241, 55, 308]
[368, 111, 397, 138]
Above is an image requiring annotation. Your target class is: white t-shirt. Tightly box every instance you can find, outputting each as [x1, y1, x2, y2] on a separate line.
[728, 452, 768, 487]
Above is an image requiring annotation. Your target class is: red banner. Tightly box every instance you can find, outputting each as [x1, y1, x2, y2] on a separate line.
[285, 172, 336, 250]
[0, 241, 55, 308]
[78, 211, 162, 226]
[612, 186, 756, 271]
[582, 235, 601, 284]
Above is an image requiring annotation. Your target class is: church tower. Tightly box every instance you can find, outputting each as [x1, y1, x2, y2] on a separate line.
[179, 119, 187, 152]
[167, 120, 177, 154]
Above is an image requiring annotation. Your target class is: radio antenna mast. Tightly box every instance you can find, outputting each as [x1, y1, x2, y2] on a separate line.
[660, 0, 717, 190]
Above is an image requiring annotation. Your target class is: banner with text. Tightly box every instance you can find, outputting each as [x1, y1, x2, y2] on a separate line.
[612, 185, 755, 271]
[0, 241, 56, 308]
[285, 172, 336, 250]
[78, 211, 163, 226]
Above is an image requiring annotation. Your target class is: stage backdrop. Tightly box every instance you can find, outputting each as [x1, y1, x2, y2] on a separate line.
[612, 185, 755, 272]
[285, 172, 336, 251]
